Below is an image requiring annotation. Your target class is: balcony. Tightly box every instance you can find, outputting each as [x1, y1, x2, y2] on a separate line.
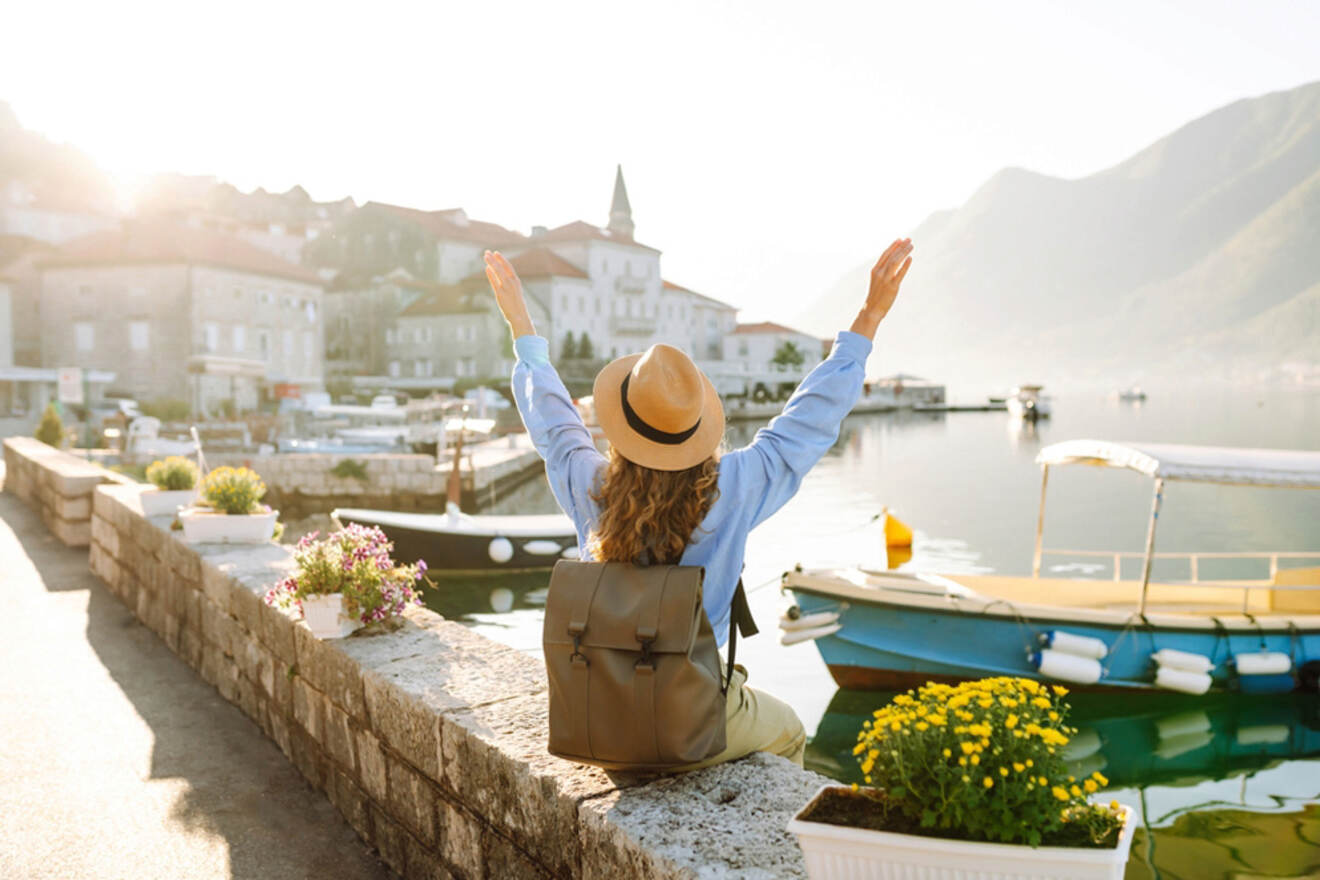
[614, 276, 646, 295]
[610, 316, 653, 335]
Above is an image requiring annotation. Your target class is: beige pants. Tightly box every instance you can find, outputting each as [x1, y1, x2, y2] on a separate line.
[672, 665, 806, 772]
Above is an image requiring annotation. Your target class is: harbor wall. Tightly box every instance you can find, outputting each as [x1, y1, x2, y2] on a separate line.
[4, 434, 826, 879]
[3, 437, 136, 546]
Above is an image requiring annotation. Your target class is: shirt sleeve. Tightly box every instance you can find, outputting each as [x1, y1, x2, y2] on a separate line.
[723, 330, 872, 528]
[510, 335, 607, 531]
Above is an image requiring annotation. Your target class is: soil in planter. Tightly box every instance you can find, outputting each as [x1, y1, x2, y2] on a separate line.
[799, 788, 1119, 850]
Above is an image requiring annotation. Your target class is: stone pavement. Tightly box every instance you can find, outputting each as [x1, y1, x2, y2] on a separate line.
[0, 489, 394, 880]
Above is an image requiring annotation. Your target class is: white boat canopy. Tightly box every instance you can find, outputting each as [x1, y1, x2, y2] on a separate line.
[1036, 440, 1320, 489]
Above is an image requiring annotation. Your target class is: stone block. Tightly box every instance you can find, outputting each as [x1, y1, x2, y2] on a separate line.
[52, 491, 92, 521]
[272, 660, 294, 715]
[323, 703, 356, 773]
[91, 515, 119, 554]
[387, 755, 438, 845]
[370, 806, 409, 876]
[295, 625, 366, 720]
[197, 595, 231, 656]
[290, 728, 328, 791]
[178, 625, 204, 671]
[328, 768, 373, 847]
[292, 678, 327, 740]
[259, 602, 298, 666]
[439, 801, 484, 878]
[161, 612, 181, 654]
[216, 654, 241, 704]
[200, 559, 236, 609]
[134, 515, 168, 557]
[235, 673, 263, 725]
[361, 672, 442, 781]
[52, 517, 91, 547]
[356, 729, 389, 803]
[162, 536, 201, 584]
[439, 694, 617, 877]
[229, 581, 264, 637]
[268, 707, 294, 760]
[578, 752, 826, 880]
[481, 827, 554, 880]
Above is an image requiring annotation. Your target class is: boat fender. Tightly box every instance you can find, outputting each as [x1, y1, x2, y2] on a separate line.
[1030, 649, 1102, 684]
[1041, 630, 1108, 660]
[1151, 648, 1214, 674]
[780, 622, 842, 647]
[1236, 724, 1290, 746]
[778, 611, 841, 632]
[1154, 710, 1211, 741]
[1061, 727, 1102, 761]
[522, 540, 562, 556]
[1232, 651, 1292, 676]
[561, 546, 580, 560]
[1154, 665, 1212, 695]
[1154, 730, 1213, 760]
[487, 537, 514, 564]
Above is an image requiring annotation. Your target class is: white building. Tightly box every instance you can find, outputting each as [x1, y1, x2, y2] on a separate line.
[0, 180, 117, 245]
[708, 321, 825, 400]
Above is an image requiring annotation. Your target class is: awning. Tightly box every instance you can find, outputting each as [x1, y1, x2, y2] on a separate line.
[1036, 440, 1320, 489]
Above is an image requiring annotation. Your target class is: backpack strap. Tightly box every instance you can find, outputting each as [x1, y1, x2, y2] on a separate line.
[722, 579, 759, 695]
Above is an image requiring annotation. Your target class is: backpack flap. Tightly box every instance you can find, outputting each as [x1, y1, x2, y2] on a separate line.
[543, 560, 702, 655]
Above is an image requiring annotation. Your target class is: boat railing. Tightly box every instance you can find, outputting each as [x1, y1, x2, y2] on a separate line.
[1037, 548, 1320, 611]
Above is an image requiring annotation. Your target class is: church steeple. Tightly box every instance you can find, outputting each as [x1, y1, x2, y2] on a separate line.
[607, 164, 634, 240]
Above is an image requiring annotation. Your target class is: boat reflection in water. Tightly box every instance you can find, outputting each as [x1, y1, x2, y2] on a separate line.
[420, 570, 551, 653]
[808, 689, 1320, 878]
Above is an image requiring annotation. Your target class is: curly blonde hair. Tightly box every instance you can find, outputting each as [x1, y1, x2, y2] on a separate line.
[587, 449, 720, 564]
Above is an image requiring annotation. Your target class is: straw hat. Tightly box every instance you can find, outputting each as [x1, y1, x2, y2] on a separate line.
[592, 344, 725, 471]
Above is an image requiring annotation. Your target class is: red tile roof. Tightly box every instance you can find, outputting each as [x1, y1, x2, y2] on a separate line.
[397, 284, 488, 317]
[43, 221, 322, 283]
[535, 220, 659, 252]
[367, 202, 525, 247]
[731, 321, 814, 336]
[508, 247, 587, 279]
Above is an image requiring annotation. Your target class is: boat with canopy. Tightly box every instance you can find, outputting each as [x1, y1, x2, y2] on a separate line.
[782, 440, 1320, 694]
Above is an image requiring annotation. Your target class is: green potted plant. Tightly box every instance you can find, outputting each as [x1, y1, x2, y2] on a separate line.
[264, 524, 432, 639]
[178, 466, 279, 543]
[787, 677, 1134, 879]
[140, 456, 201, 517]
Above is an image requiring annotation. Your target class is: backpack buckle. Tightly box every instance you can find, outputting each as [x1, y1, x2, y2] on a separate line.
[570, 631, 588, 665]
[635, 638, 655, 670]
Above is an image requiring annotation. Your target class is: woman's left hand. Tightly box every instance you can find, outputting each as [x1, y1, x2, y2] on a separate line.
[484, 250, 536, 337]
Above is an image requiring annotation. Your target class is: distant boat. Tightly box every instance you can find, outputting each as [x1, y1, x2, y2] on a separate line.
[1116, 386, 1148, 402]
[1006, 384, 1052, 421]
[782, 440, 1320, 695]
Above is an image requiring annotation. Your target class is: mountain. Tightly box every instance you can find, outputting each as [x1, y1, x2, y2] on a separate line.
[801, 81, 1320, 388]
[0, 101, 116, 214]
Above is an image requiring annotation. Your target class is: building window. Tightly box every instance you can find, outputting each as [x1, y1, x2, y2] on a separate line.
[738, 340, 749, 356]
[305, 301, 317, 323]
[259, 292, 271, 306]
[385, 328, 396, 344]
[282, 330, 294, 360]
[75, 321, 94, 351]
[257, 330, 270, 359]
[233, 325, 246, 353]
[129, 321, 149, 351]
[414, 328, 424, 344]
[423, 327, 433, 343]
[204, 322, 220, 353]
[388, 360, 401, 378]
[303, 330, 314, 368]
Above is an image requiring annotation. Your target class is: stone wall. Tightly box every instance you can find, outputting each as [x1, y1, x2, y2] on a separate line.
[203, 438, 544, 518]
[62, 476, 825, 877]
[3, 436, 135, 546]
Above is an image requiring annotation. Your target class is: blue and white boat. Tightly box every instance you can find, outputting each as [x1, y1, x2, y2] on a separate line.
[783, 441, 1320, 695]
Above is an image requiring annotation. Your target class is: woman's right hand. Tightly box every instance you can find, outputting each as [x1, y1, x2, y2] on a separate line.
[484, 250, 537, 338]
[850, 238, 913, 339]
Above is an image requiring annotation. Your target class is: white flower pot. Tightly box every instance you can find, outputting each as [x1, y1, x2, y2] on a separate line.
[301, 593, 364, 640]
[178, 507, 279, 544]
[788, 786, 1135, 880]
[140, 487, 198, 518]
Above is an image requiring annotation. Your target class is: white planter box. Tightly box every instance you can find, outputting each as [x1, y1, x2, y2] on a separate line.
[178, 507, 278, 544]
[788, 786, 1135, 880]
[140, 487, 197, 518]
[302, 593, 364, 640]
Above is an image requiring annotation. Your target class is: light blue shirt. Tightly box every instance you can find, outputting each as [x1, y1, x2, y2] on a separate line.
[511, 331, 872, 645]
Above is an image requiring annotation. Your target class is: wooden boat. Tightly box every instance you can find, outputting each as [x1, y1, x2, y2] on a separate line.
[333, 405, 576, 573]
[1005, 384, 1051, 420]
[783, 440, 1320, 694]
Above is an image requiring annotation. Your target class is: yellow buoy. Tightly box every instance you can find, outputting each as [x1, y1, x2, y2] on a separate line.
[882, 507, 913, 548]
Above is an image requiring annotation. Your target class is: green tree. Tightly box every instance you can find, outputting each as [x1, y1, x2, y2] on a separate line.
[560, 330, 577, 362]
[577, 331, 595, 361]
[771, 340, 805, 370]
[35, 403, 64, 447]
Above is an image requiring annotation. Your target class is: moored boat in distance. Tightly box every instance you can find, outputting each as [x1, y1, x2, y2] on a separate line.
[782, 440, 1320, 695]
[1115, 385, 1148, 402]
[1006, 384, 1052, 420]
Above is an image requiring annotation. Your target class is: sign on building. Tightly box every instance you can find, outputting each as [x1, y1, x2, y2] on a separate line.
[57, 367, 84, 405]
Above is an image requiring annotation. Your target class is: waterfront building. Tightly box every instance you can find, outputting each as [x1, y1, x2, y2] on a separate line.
[703, 321, 825, 399]
[872, 373, 946, 407]
[0, 179, 117, 245]
[39, 221, 325, 416]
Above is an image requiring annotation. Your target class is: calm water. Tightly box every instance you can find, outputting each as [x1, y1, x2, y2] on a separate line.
[426, 389, 1320, 878]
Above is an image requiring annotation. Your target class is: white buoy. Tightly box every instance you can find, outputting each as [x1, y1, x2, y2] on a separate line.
[1031, 649, 1102, 684]
[1233, 651, 1292, 676]
[487, 537, 514, 564]
[561, 546, 580, 559]
[1154, 665, 1212, 694]
[778, 611, 841, 632]
[1042, 630, 1108, 660]
[780, 622, 842, 646]
[1154, 711, 1211, 741]
[489, 587, 514, 613]
[1152, 648, 1214, 674]
[522, 540, 562, 556]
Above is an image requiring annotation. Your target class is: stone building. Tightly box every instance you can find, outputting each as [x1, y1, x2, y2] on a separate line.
[40, 221, 325, 416]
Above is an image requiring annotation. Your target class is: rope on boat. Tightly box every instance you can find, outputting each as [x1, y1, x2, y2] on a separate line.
[976, 598, 1039, 659]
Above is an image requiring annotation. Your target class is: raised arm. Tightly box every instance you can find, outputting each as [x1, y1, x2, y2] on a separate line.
[486, 251, 605, 527]
[725, 238, 913, 527]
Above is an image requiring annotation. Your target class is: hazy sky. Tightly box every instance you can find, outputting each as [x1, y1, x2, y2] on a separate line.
[5, 0, 1319, 324]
